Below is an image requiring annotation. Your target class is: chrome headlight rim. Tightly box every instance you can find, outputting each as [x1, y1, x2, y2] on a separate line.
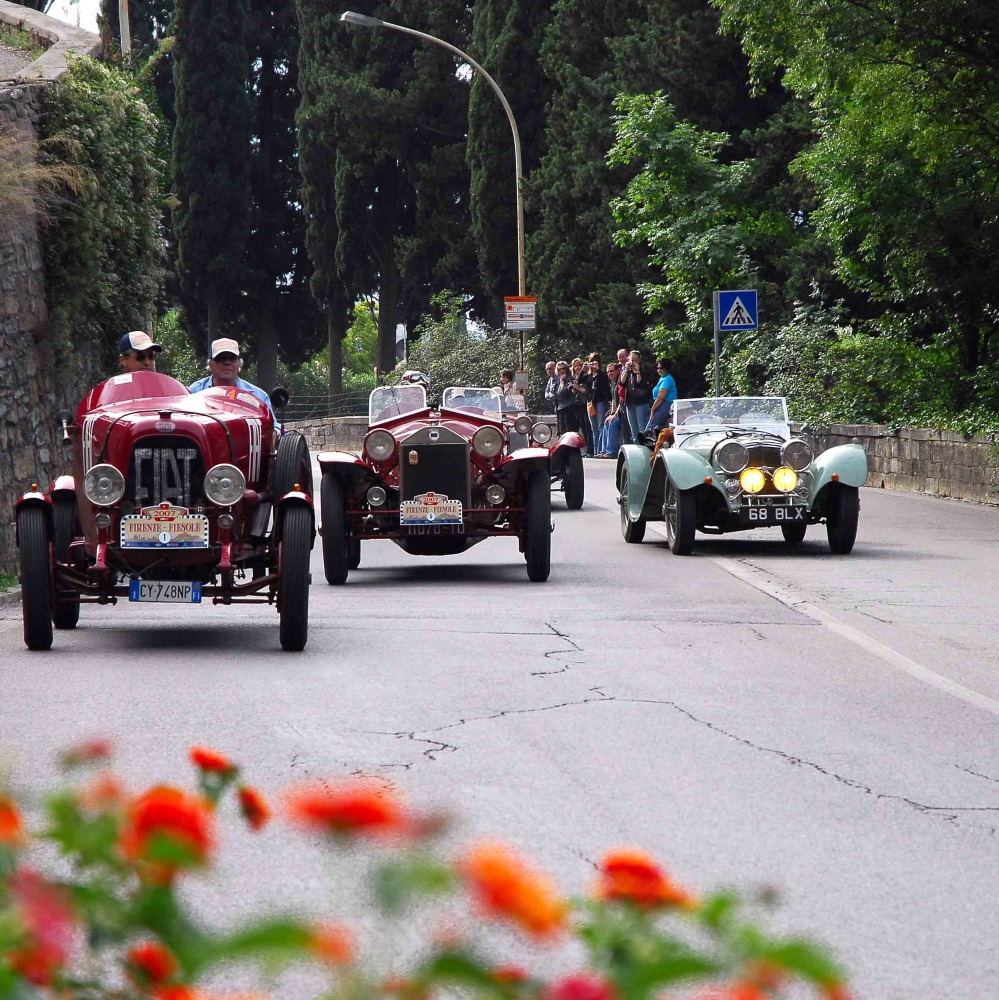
[513, 414, 533, 436]
[782, 438, 813, 473]
[472, 425, 505, 459]
[531, 422, 553, 445]
[364, 428, 396, 463]
[366, 485, 387, 507]
[83, 463, 125, 507]
[715, 439, 749, 475]
[204, 463, 246, 506]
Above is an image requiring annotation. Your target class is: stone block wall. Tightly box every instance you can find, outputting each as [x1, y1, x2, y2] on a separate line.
[292, 417, 369, 455]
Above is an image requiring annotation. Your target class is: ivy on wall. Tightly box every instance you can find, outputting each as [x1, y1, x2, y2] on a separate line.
[40, 57, 164, 373]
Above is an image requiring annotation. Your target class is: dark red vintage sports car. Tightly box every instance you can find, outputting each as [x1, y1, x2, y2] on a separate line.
[14, 371, 315, 651]
[318, 385, 554, 584]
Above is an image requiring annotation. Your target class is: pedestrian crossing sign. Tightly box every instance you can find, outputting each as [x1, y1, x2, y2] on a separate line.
[715, 289, 758, 331]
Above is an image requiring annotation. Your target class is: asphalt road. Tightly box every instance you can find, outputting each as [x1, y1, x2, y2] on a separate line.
[2, 458, 998, 998]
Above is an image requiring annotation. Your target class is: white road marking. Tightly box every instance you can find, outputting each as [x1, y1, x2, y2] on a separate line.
[711, 556, 999, 719]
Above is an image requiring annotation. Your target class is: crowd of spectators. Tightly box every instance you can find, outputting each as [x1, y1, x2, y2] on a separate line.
[543, 349, 677, 457]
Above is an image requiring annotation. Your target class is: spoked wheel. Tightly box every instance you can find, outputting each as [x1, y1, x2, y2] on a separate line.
[17, 506, 53, 650]
[278, 505, 312, 651]
[523, 470, 551, 582]
[320, 472, 349, 585]
[347, 536, 361, 570]
[52, 495, 80, 630]
[781, 522, 807, 545]
[563, 449, 584, 510]
[618, 469, 646, 543]
[826, 484, 859, 554]
[273, 432, 312, 498]
[664, 479, 696, 555]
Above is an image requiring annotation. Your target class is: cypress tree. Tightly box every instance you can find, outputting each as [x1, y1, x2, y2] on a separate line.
[172, 0, 251, 346]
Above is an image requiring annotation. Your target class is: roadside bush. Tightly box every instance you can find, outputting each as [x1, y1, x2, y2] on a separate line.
[0, 741, 851, 999]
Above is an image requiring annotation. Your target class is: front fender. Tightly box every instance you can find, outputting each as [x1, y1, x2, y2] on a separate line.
[15, 494, 52, 545]
[318, 452, 369, 483]
[617, 444, 652, 522]
[552, 431, 585, 453]
[501, 448, 551, 475]
[277, 492, 316, 540]
[809, 443, 869, 500]
[660, 448, 715, 492]
[50, 475, 76, 495]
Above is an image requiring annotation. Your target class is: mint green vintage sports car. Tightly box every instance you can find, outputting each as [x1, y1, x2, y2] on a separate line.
[616, 397, 869, 555]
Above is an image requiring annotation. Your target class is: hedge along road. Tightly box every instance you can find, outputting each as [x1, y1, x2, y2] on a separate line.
[1, 456, 998, 999]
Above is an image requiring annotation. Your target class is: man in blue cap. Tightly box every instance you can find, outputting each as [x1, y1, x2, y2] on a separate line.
[118, 331, 163, 373]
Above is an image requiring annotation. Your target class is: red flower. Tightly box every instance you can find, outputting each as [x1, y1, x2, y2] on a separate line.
[493, 965, 531, 984]
[308, 923, 355, 966]
[691, 985, 766, 1000]
[237, 786, 271, 831]
[595, 849, 695, 909]
[59, 737, 114, 769]
[0, 793, 26, 846]
[285, 779, 409, 839]
[79, 773, 127, 812]
[189, 746, 237, 774]
[458, 842, 566, 939]
[6, 869, 76, 986]
[127, 940, 178, 987]
[543, 973, 616, 1000]
[119, 785, 215, 882]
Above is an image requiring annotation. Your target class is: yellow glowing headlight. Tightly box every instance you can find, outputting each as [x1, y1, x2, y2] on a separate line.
[772, 466, 798, 492]
[739, 468, 766, 493]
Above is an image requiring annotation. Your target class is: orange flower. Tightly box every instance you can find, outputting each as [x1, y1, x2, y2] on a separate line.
[154, 989, 267, 1000]
[59, 737, 113, 769]
[308, 923, 355, 966]
[127, 940, 178, 987]
[237, 786, 271, 831]
[692, 986, 766, 1000]
[79, 773, 127, 811]
[458, 842, 566, 939]
[7, 869, 76, 986]
[0, 793, 26, 846]
[595, 849, 695, 909]
[189, 746, 237, 774]
[285, 779, 409, 839]
[492, 965, 531, 985]
[543, 974, 616, 1000]
[119, 785, 215, 882]
[820, 983, 852, 1000]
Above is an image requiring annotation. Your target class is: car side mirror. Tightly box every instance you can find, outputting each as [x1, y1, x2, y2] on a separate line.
[269, 386, 290, 410]
[55, 408, 73, 443]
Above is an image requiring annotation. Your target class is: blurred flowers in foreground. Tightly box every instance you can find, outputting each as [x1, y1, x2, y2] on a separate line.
[0, 742, 851, 999]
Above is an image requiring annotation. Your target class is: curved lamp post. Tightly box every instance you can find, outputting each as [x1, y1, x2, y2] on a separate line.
[340, 11, 526, 366]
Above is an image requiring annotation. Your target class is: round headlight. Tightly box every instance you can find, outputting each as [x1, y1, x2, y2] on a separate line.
[472, 425, 505, 459]
[513, 414, 533, 435]
[739, 468, 766, 494]
[782, 439, 813, 472]
[366, 485, 387, 507]
[532, 422, 553, 445]
[204, 464, 246, 505]
[83, 463, 125, 506]
[485, 484, 506, 505]
[772, 467, 798, 492]
[364, 429, 396, 463]
[716, 440, 748, 474]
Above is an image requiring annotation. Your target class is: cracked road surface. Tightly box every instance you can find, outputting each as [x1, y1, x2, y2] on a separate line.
[2, 458, 998, 997]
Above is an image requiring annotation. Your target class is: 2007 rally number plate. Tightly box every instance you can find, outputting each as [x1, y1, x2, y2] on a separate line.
[740, 505, 806, 526]
[129, 580, 202, 603]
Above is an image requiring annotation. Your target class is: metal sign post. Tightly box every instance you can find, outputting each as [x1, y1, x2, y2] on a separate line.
[712, 289, 758, 395]
[504, 296, 536, 374]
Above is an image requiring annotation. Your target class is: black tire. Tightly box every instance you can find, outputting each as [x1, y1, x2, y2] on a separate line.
[278, 505, 311, 651]
[664, 479, 696, 555]
[523, 470, 551, 582]
[781, 522, 807, 545]
[18, 506, 53, 651]
[273, 432, 312, 499]
[348, 536, 361, 570]
[51, 495, 80, 630]
[618, 469, 646, 543]
[320, 472, 349, 585]
[563, 449, 584, 510]
[826, 484, 859, 554]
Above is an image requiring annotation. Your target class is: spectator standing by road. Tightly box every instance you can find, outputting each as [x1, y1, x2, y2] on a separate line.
[586, 352, 612, 457]
[554, 361, 578, 435]
[646, 357, 678, 433]
[614, 349, 632, 444]
[543, 361, 557, 411]
[569, 357, 593, 456]
[600, 362, 622, 456]
[118, 331, 162, 373]
[621, 350, 654, 442]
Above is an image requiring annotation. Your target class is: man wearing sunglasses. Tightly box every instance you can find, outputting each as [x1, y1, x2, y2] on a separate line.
[188, 338, 278, 424]
[118, 331, 163, 373]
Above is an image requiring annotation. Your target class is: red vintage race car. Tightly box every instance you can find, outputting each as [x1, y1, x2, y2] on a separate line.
[14, 371, 315, 652]
[317, 385, 557, 584]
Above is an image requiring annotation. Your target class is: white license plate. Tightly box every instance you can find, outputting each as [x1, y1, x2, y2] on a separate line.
[129, 580, 202, 603]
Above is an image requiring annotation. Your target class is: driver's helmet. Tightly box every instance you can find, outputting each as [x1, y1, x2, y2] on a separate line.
[400, 370, 429, 388]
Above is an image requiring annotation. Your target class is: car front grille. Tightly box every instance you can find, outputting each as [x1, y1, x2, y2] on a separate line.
[398, 427, 471, 508]
[126, 436, 206, 510]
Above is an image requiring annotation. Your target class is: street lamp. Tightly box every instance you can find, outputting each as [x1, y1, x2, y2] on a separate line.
[340, 10, 527, 367]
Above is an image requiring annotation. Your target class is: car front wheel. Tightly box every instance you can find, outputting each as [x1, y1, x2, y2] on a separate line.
[781, 522, 807, 545]
[826, 484, 859, 554]
[18, 506, 53, 650]
[52, 494, 80, 630]
[665, 479, 695, 555]
[618, 469, 646, 543]
[563, 449, 584, 509]
[278, 505, 311, 651]
[320, 472, 349, 585]
[524, 470, 551, 582]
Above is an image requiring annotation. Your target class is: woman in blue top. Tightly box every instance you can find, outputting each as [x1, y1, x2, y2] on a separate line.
[646, 358, 677, 433]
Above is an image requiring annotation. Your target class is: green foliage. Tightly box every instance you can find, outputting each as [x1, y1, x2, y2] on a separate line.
[39, 57, 164, 373]
[0, 22, 46, 58]
[153, 307, 202, 385]
[343, 301, 378, 377]
[0, 573, 15, 593]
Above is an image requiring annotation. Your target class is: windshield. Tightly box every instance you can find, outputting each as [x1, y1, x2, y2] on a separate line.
[673, 397, 789, 428]
[441, 387, 504, 419]
[368, 385, 427, 423]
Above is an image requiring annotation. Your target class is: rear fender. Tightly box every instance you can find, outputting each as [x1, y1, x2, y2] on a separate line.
[276, 492, 315, 540]
[617, 444, 652, 522]
[15, 494, 53, 545]
[809, 443, 868, 499]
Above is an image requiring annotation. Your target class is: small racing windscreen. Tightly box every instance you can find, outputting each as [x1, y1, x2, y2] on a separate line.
[673, 397, 789, 428]
[369, 385, 428, 423]
[440, 387, 504, 419]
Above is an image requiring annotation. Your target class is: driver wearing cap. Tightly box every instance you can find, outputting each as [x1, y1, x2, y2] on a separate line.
[188, 338, 278, 423]
[118, 331, 163, 373]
